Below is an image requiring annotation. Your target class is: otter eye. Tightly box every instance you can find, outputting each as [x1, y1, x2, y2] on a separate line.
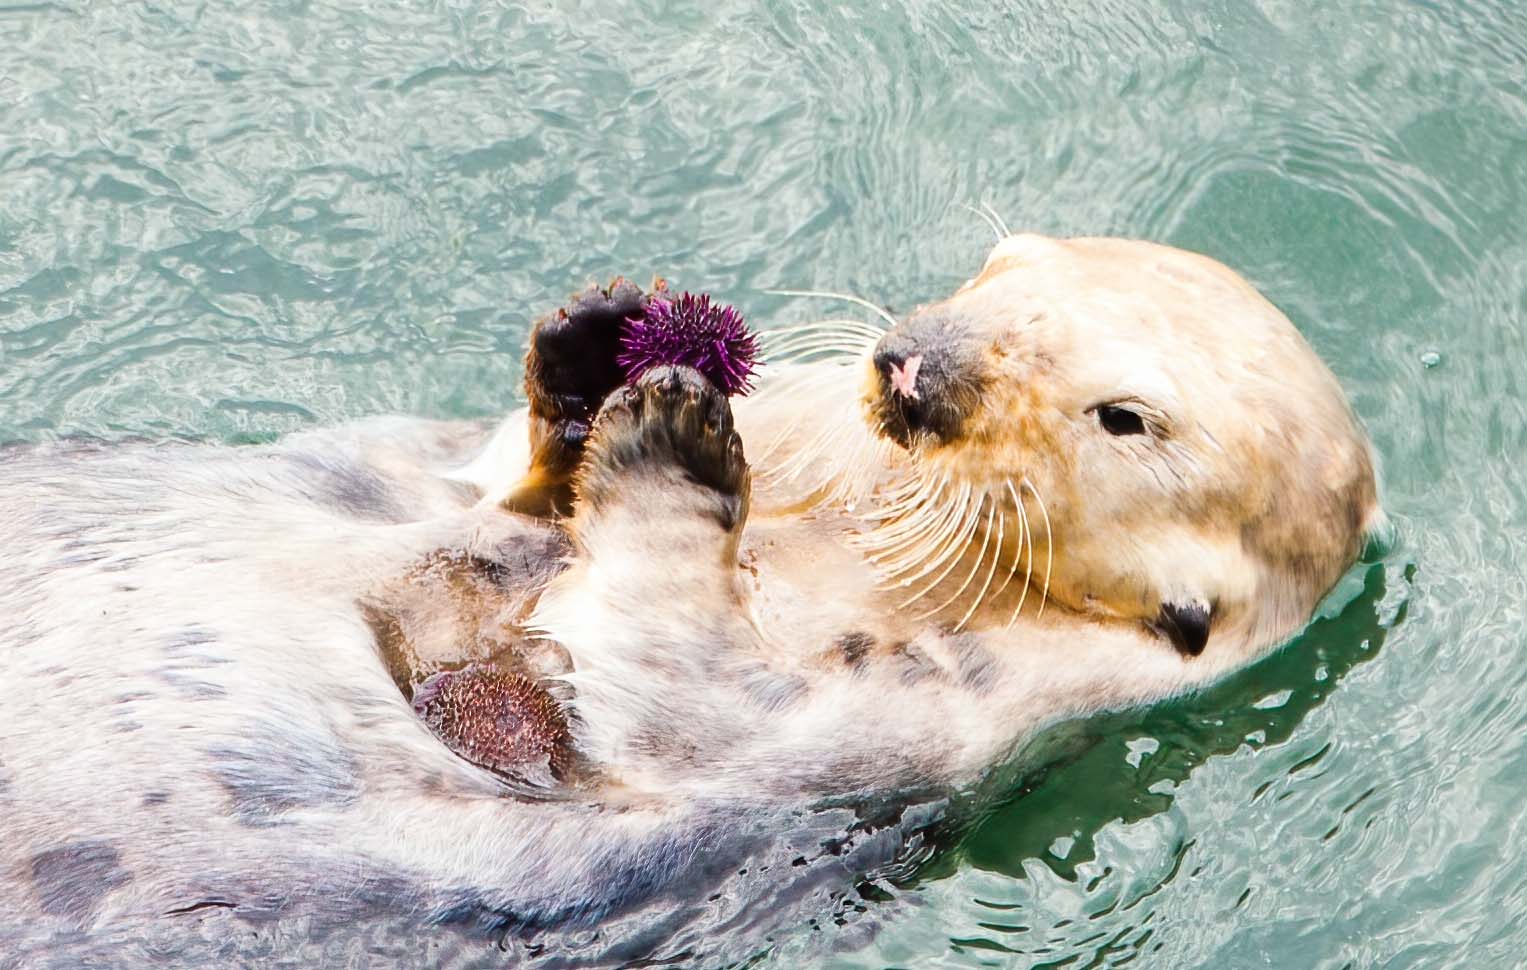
[1096, 404, 1147, 436]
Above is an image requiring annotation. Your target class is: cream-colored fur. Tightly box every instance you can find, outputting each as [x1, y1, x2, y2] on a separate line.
[0, 235, 1378, 951]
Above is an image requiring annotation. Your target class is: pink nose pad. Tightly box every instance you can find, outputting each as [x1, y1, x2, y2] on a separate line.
[888, 353, 924, 400]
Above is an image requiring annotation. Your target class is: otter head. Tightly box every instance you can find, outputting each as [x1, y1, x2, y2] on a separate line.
[864, 234, 1381, 662]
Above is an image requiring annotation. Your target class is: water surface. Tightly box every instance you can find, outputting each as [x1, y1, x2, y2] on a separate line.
[2, 0, 1523, 966]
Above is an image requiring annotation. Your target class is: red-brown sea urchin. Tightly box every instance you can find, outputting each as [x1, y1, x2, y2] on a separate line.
[618, 292, 759, 396]
[412, 664, 573, 783]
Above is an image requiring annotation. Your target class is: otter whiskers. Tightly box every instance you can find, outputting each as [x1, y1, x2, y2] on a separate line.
[1001, 480, 1033, 623]
[847, 470, 1055, 632]
[873, 482, 973, 581]
[961, 201, 1012, 242]
[982, 201, 1011, 237]
[871, 479, 997, 630]
[750, 294, 892, 508]
[764, 289, 899, 330]
[748, 285, 1056, 631]
[915, 496, 997, 620]
[1022, 477, 1054, 620]
[953, 497, 1006, 630]
[896, 502, 985, 607]
[759, 319, 886, 360]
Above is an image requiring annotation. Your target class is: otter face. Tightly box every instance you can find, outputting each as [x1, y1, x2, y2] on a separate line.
[865, 234, 1380, 660]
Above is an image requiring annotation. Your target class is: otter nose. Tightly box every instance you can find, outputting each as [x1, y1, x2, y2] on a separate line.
[876, 351, 924, 400]
[873, 334, 927, 401]
[870, 313, 977, 447]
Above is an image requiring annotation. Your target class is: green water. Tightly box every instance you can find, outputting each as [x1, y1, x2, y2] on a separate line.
[2, 0, 1524, 966]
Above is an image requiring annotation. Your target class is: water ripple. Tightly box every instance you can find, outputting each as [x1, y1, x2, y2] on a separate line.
[3, 0, 1526, 966]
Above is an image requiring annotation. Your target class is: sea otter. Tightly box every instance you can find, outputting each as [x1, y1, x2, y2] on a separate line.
[0, 234, 1379, 965]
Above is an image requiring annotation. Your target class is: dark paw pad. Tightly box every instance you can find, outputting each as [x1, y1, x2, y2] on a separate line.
[585, 365, 749, 507]
[525, 278, 651, 434]
[506, 277, 667, 517]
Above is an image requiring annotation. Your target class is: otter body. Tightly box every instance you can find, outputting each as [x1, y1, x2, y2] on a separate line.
[0, 235, 1380, 962]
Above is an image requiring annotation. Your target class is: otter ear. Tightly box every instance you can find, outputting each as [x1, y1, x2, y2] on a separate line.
[1153, 599, 1212, 657]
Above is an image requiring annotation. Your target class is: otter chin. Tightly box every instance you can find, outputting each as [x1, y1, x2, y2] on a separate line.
[0, 234, 1380, 962]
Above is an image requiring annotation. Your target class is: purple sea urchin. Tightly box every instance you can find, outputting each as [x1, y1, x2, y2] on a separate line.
[618, 292, 759, 396]
[412, 664, 572, 782]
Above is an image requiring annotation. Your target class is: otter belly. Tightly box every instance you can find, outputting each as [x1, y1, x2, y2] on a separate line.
[0, 424, 574, 921]
[0, 420, 933, 963]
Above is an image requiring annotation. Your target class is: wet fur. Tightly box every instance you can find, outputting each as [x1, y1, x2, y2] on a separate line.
[0, 418, 809, 944]
[0, 236, 1380, 960]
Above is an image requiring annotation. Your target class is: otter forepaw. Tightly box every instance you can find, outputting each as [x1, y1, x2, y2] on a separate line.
[578, 365, 749, 530]
[524, 278, 648, 428]
[504, 277, 668, 517]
